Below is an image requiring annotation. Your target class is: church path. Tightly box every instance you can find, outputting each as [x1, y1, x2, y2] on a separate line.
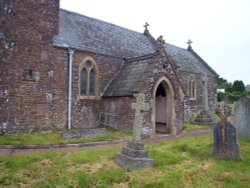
[0, 130, 212, 156]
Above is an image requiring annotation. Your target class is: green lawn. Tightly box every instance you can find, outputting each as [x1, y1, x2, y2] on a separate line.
[182, 122, 214, 132]
[0, 136, 250, 187]
[0, 128, 131, 146]
[0, 122, 214, 146]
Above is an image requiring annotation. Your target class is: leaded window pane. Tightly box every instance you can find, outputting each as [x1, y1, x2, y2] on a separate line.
[89, 69, 95, 95]
[81, 67, 87, 95]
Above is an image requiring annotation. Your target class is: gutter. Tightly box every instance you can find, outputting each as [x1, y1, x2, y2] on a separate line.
[67, 48, 75, 130]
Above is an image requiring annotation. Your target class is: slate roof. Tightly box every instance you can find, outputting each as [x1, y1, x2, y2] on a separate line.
[103, 57, 154, 97]
[53, 9, 218, 97]
[164, 43, 217, 76]
[53, 9, 155, 58]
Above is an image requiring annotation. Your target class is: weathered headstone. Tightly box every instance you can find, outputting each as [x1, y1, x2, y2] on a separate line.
[115, 93, 154, 171]
[236, 96, 250, 140]
[212, 102, 240, 159]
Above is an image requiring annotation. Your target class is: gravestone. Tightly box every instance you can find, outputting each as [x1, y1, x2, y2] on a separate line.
[115, 93, 154, 171]
[212, 102, 240, 159]
[236, 96, 250, 141]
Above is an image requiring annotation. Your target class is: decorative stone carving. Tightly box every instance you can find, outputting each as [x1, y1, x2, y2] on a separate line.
[212, 102, 240, 159]
[115, 93, 153, 171]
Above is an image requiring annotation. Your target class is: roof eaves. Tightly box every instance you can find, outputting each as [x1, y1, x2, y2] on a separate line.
[53, 41, 125, 60]
[188, 49, 219, 77]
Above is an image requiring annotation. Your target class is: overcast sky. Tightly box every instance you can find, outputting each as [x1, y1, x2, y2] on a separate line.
[61, 0, 250, 85]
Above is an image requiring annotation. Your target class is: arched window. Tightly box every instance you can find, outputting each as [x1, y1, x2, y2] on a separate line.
[189, 78, 196, 99]
[79, 57, 98, 99]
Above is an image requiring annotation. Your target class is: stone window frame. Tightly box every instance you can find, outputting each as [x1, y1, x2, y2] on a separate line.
[78, 56, 99, 100]
[189, 77, 196, 100]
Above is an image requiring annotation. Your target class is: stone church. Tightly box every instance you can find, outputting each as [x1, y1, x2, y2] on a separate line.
[0, 1, 218, 137]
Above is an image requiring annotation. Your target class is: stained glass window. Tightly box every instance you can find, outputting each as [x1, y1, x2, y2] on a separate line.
[81, 67, 87, 95]
[79, 58, 98, 99]
[89, 69, 95, 95]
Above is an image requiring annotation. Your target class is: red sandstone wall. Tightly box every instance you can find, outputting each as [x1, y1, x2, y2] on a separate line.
[0, 1, 67, 133]
[101, 97, 135, 131]
[71, 52, 123, 129]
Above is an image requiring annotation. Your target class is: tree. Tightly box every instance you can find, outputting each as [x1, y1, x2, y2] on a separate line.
[232, 80, 245, 92]
[246, 84, 250, 92]
[217, 77, 232, 92]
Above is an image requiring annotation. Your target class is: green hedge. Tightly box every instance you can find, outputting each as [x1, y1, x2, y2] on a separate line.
[217, 91, 249, 103]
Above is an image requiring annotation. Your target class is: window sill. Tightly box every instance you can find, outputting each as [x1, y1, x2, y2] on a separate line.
[80, 96, 98, 100]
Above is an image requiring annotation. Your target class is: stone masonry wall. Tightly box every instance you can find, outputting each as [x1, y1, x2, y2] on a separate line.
[143, 53, 185, 135]
[0, 1, 68, 133]
[179, 71, 217, 118]
[71, 52, 123, 129]
[207, 76, 217, 113]
[101, 97, 135, 131]
[94, 52, 186, 137]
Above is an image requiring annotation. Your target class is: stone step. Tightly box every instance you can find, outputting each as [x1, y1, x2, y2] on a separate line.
[195, 118, 214, 123]
[194, 111, 215, 125]
[122, 146, 149, 158]
[196, 114, 213, 118]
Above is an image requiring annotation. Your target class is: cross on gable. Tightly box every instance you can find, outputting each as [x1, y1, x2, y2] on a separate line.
[187, 39, 193, 46]
[131, 93, 150, 141]
[187, 39, 193, 50]
[144, 22, 149, 30]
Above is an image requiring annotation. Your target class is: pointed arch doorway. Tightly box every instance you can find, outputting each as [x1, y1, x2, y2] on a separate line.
[152, 77, 175, 134]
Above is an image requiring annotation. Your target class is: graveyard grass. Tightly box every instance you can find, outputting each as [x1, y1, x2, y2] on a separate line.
[0, 122, 212, 146]
[0, 128, 131, 146]
[1, 136, 250, 188]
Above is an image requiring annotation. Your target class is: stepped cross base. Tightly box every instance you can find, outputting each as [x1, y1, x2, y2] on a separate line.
[115, 141, 154, 171]
[194, 110, 215, 125]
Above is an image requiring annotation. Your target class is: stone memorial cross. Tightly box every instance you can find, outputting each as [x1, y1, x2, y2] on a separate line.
[212, 101, 240, 159]
[219, 101, 227, 150]
[131, 93, 150, 142]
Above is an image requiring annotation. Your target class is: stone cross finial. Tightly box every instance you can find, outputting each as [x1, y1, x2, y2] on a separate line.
[187, 39, 193, 50]
[157, 35, 165, 46]
[131, 93, 150, 141]
[144, 22, 149, 31]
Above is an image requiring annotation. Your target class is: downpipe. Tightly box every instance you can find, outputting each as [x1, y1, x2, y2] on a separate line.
[67, 48, 75, 130]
